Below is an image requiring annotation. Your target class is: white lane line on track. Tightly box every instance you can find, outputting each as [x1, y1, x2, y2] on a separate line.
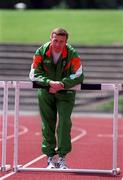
[98, 134, 123, 138]
[71, 126, 87, 143]
[0, 126, 87, 180]
[0, 125, 28, 142]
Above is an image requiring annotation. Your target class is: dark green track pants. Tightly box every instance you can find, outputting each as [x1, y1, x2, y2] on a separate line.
[38, 89, 75, 157]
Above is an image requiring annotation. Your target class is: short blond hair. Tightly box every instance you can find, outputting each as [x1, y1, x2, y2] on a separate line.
[51, 28, 69, 40]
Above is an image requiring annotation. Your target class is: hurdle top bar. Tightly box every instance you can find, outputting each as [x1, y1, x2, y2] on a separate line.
[33, 81, 122, 91]
[11, 81, 122, 91]
[0, 81, 13, 88]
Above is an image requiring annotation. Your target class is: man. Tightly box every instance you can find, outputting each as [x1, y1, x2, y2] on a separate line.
[29, 28, 84, 169]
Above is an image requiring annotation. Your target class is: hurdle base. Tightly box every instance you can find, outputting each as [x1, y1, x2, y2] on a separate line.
[1, 164, 11, 172]
[13, 165, 23, 172]
[15, 166, 121, 176]
[112, 168, 121, 176]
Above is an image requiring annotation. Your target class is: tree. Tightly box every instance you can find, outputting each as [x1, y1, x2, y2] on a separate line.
[66, 0, 118, 9]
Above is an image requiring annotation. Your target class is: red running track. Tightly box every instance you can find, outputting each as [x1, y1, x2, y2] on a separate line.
[0, 114, 123, 180]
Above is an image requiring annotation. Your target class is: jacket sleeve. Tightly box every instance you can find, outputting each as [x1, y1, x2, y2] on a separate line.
[29, 48, 50, 87]
[62, 55, 84, 89]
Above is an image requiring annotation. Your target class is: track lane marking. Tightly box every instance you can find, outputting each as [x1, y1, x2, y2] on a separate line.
[0, 126, 87, 179]
[98, 134, 123, 138]
[0, 125, 28, 142]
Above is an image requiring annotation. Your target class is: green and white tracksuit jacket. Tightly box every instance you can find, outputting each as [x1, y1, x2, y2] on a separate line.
[29, 42, 84, 157]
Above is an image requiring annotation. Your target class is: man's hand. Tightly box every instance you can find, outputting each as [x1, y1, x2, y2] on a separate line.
[49, 81, 64, 94]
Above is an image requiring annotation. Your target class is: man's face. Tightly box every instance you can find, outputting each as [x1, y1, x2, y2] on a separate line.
[50, 33, 67, 53]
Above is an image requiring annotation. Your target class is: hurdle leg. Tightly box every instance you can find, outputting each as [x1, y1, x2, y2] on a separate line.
[1, 81, 11, 171]
[13, 81, 20, 172]
[112, 84, 121, 175]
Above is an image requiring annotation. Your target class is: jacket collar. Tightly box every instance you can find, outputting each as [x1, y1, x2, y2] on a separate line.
[46, 43, 67, 59]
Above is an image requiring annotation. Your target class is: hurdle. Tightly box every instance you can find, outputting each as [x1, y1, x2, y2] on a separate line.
[0, 81, 12, 171]
[13, 81, 121, 176]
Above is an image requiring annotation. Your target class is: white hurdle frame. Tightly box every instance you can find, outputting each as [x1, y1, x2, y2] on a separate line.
[0, 81, 11, 171]
[13, 81, 121, 176]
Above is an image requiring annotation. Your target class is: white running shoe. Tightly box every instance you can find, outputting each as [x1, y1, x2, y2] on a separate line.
[47, 157, 56, 169]
[58, 157, 68, 169]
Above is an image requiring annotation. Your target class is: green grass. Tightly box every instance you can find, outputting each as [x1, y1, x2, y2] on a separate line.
[0, 9, 123, 44]
[97, 96, 123, 114]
